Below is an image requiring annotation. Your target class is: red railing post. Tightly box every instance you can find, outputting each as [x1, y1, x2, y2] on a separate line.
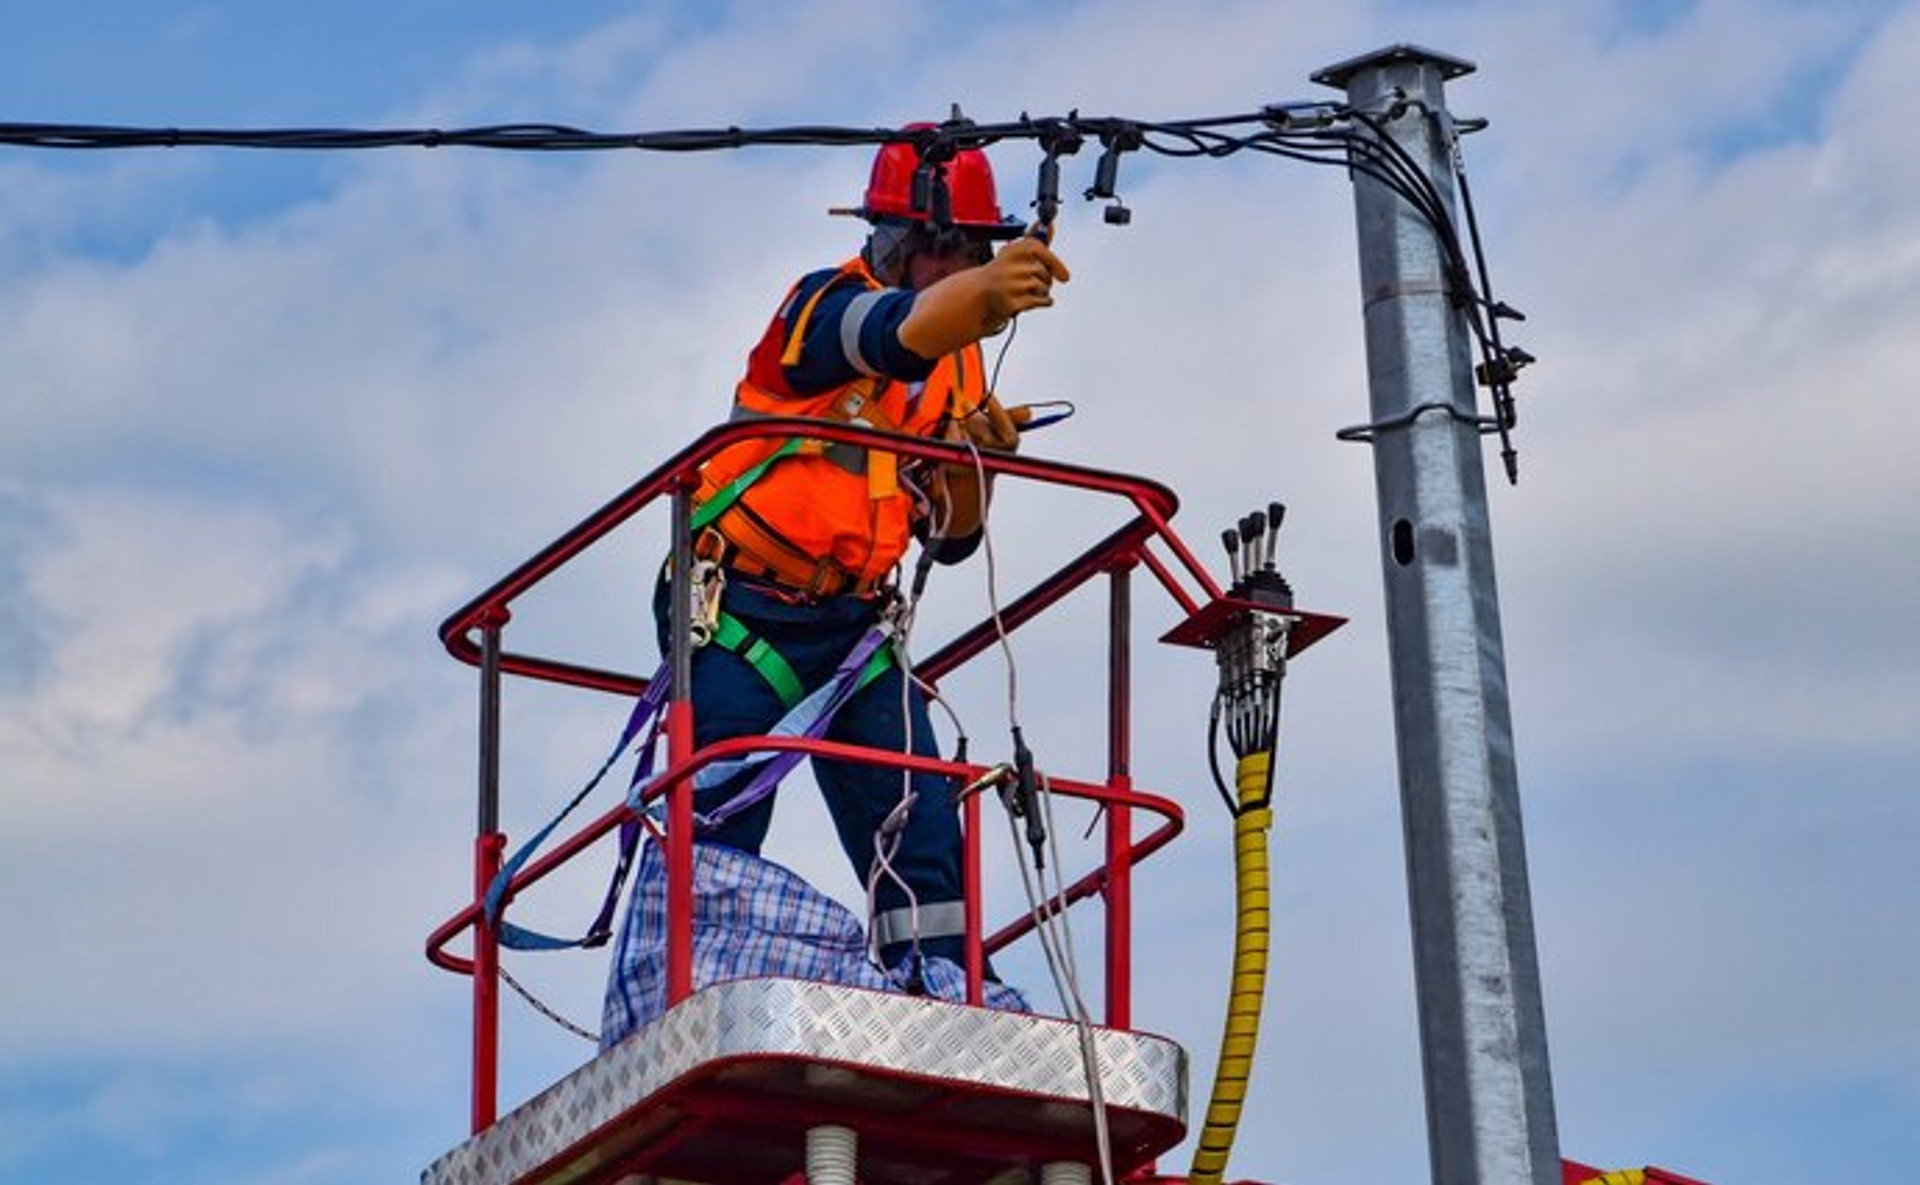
[666, 703, 694, 1004]
[666, 480, 696, 1005]
[964, 790, 984, 1005]
[472, 612, 508, 1134]
[471, 831, 504, 1134]
[1105, 565, 1134, 1030]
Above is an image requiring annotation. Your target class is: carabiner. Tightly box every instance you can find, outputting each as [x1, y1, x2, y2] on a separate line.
[687, 560, 726, 648]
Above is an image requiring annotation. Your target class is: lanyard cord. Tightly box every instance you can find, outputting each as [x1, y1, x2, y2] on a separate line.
[974, 311, 1119, 1185]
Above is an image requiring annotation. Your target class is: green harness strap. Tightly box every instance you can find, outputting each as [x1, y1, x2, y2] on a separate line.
[688, 438, 813, 708]
[709, 612, 807, 707]
[690, 436, 803, 534]
[850, 642, 895, 694]
[709, 609, 896, 710]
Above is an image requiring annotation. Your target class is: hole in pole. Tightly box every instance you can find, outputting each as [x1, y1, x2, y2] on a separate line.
[1392, 518, 1416, 565]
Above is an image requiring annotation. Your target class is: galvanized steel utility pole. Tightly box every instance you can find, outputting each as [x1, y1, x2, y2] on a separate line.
[1313, 46, 1561, 1185]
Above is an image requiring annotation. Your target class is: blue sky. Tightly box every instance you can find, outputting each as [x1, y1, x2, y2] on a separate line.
[4, 2, 1918, 1183]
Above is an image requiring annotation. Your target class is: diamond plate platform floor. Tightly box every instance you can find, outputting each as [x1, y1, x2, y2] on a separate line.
[424, 977, 1189, 1185]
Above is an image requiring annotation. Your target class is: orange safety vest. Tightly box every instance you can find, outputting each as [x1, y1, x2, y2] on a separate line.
[696, 257, 989, 596]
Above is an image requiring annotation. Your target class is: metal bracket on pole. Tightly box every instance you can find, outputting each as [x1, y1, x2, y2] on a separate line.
[1314, 45, 1561, 1185]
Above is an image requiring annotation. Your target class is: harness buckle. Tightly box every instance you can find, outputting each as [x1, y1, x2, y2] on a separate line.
[876, 585, 912, 635]
[687, 554, 727, 649]
[806, 558, 859, 599]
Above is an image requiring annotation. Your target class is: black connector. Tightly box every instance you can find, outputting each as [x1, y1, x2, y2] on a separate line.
[1085, 123, 1138, 226]
[945, 735, 970, 806]
[1011, 726, 1046, 870]
[1222, 501, 1294, 607]
[1036, 153, 1061, 228]
[1031, 116, 1082, 231]
[1241, 568, 1294, 610]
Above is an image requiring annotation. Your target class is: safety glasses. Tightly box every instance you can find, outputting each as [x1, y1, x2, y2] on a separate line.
[918, 224, 995, 266]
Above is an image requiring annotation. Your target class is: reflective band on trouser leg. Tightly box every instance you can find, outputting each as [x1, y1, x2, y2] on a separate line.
[1189, 749, 1274, 1185]
[871, 900, 968, 953]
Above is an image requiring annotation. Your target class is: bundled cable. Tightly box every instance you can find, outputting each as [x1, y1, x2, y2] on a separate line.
[1191, 508, 1296, 1185]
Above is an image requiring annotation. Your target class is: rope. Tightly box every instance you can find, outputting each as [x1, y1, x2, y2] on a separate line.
[498, 961, 600, 1045]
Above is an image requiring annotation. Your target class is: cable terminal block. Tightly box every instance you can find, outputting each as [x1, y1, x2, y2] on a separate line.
[1165, 500, 1343, 657]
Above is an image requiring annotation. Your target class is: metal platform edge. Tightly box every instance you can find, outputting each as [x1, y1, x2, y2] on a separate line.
[424, 977, 1189, 1185]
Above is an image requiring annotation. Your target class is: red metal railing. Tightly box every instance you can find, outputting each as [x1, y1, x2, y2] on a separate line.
[426, 418, 1233, 1134]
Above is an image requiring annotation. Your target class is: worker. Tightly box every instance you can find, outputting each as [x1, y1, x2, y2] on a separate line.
[603, 130, 1069, 1040]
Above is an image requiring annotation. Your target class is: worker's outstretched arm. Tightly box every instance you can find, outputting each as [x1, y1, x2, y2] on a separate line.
[898, 236, 1070, 360]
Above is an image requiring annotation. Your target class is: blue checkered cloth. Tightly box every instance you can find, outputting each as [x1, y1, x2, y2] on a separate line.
[600, 839, 1029, 1049]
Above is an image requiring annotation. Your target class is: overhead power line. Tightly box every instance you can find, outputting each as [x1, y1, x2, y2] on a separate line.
[0, 103, 1530, 479]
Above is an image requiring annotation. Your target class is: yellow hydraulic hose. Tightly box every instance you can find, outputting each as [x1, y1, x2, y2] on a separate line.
[1188, 748, 1274, 1184]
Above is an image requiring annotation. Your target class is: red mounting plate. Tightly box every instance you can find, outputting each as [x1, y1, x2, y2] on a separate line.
[1159, 597, 1347, 658]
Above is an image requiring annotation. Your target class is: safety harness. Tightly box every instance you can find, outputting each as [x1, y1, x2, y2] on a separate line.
[698, 382, 918, 600]
[482, 424, 909, 953]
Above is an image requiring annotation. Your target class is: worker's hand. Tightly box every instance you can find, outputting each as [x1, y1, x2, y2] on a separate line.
[921, 393, 1017, 544]
[976, 235, 1072, 333]
[959, 394, 1021, 453]
[899, 231, 1071, 360]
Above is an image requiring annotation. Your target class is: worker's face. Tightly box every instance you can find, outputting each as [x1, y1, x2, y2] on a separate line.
[904, 229, 995, 290]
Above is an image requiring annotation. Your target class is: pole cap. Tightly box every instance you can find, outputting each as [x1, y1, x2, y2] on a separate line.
[1312, 44, 1476, 90]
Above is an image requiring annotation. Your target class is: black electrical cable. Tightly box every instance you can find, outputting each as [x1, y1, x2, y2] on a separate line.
[1246, 131, 1457, 232]
[1346, 115, 1464, 252]
[1447, 133, 1524, 481]
[2, 103, 1530, 475]
[1339, 104, 1530, 477]
[1207, 694, 1238, 817]
[0, 109, 1475, 276]
[1211, 657, 1286, 819]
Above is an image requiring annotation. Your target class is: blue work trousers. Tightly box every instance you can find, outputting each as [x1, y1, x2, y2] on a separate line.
[656, 575, 968, 968]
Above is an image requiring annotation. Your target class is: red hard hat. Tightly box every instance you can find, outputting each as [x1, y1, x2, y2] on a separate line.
[856, 125, 1021, 236]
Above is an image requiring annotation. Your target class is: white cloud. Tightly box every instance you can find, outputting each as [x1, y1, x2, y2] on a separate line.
[16, 490, 344, 732]
[0, 487, 475, 1067]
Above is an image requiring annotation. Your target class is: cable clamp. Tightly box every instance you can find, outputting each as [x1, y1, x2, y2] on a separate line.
[1260, 101, 1342, 130]
[1335, 400, 1501, 444]
[1475, 346, 1535, 388]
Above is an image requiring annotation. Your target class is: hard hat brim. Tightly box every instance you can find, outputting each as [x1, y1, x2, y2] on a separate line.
[833, 207, 1027, 240]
